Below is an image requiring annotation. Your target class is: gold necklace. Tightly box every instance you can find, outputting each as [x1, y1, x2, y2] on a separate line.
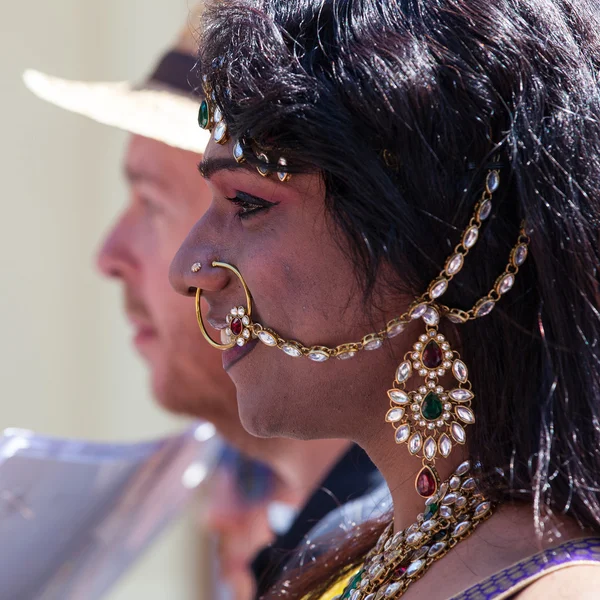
[335, 461, 493, 600]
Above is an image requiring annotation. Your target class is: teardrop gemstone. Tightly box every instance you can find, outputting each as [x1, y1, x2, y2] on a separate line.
[214, 121, 228, 143]
[198, 100, 209, 128]
[422, 340, 443, 369]
[233, 141, 245, 163]
[416, 465, 438, 498]
[421, 392, 443, 420]
[231, 318, 243, 336]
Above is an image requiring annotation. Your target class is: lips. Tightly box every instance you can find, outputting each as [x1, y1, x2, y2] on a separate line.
[127, 314, 156, 347]
[132, 323, 155, 345]
[222, 338, 259, 371]
[202, 309, 260, 370]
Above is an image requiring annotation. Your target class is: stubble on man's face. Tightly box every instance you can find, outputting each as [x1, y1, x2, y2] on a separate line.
[98, 135, 237, 425]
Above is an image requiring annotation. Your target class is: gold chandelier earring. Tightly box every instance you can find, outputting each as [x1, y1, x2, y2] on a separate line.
[386, 168, 530, 498]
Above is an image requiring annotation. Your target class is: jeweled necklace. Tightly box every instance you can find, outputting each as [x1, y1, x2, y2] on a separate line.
[334, 461, 493, 600]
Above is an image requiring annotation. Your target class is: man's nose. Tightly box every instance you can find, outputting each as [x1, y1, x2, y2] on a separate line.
[96, 214, 136, 280]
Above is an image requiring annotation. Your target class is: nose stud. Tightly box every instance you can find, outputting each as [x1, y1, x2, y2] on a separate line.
[191, 262, 202, 273]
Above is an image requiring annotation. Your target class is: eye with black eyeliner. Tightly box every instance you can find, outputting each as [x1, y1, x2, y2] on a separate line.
[225, 191, 279, 220]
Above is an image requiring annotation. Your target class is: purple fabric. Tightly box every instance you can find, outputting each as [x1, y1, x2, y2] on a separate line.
[452, 537, 600, 599]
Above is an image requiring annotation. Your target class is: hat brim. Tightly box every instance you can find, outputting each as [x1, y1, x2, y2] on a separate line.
[23, 69, 210, 154]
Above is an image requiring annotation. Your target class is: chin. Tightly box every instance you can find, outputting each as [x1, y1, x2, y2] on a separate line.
[232, 346, 344, 439]
[236, 392, 280, 438]
[149, 367, 191, 416]
[152, 379, 181, 414]
[236, 386, 310, 440]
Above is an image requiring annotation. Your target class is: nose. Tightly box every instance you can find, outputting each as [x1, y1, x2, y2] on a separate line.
[96, 213, 136, 280]
[169, 226, 230, 297]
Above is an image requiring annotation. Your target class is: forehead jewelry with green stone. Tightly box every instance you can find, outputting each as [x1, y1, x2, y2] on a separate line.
[198, 80, 291, 181]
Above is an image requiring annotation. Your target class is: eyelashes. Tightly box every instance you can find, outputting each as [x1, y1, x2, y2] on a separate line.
[225, 191, 279, 220]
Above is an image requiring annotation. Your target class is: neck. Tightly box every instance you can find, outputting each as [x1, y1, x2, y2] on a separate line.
[256, 437, 352, 495]
[360, 422, 468, 533]
[215, 415, 351, 502]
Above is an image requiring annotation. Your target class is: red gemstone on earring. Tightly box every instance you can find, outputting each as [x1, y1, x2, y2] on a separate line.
[422, 340, 443, 369]
[416, 466, 437, 498]
[393, 565, 408, 579]
[231, 318, 243, 336]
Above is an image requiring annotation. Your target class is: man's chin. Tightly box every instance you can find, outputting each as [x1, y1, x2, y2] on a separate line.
[150, 365, 214, 420]
[151, 371, 191, 416]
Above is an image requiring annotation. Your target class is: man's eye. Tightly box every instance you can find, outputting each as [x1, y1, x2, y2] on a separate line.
[225, 192, 278, 220]
[140, 196, 163, 215]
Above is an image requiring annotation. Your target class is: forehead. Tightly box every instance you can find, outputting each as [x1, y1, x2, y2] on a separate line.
[203, 133, 234, 160]
[124, 135, 202, 190]
[201, 136, 326, 205]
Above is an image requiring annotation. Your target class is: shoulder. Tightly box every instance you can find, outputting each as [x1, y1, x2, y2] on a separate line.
[515, 565, 600, 599]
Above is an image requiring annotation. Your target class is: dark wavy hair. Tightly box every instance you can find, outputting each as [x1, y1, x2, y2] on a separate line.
[196, 0, 600, 597]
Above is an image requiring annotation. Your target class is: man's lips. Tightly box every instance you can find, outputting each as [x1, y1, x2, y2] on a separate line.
[129, 316, 157, 347]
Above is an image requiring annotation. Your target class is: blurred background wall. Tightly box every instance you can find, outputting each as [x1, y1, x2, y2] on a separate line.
[0, 1, 206, 598]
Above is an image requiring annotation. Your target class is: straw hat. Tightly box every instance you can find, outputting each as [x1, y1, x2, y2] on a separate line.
[23, 6, 210, 153]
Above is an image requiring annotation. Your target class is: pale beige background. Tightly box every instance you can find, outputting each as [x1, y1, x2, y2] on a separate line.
[0, 1, 206, 598]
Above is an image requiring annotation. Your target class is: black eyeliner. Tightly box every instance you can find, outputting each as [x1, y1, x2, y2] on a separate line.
[233, 191, 279, 208]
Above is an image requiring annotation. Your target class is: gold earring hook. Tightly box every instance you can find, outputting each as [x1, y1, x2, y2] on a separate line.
[196, 261, 254, 350]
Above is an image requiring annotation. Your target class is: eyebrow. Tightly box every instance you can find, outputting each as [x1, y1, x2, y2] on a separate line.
[124, 164, 169, 189]
[198, 157, 257, 180]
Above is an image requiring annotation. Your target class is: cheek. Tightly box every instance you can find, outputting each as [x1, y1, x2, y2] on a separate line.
[145, 220, 197, 314]
[157, 218, 195, 262]
[246, 219, 360, 342]
[145, 257, 186, 318]
[235, 342, 396, 441]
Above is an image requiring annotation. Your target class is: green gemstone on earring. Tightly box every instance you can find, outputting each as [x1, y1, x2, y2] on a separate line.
[424, 502, 439, 521]
[198, 100, 209, 129]
[422, 392, 443, 421]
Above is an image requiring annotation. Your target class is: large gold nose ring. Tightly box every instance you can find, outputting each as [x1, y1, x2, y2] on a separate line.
[196, 261, 254, 350]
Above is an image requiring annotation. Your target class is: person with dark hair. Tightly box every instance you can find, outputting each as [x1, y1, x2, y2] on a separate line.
[170, 0, 600, 597]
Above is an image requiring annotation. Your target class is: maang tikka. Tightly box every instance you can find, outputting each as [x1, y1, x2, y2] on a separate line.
[194, 83, 530, 499]
[198, 75, 292, 182]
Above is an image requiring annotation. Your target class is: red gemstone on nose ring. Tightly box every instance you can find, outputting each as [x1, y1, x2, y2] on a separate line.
[231, 318, 243, 336]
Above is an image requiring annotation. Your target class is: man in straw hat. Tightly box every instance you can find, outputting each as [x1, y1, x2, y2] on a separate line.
[24, 5, 381, 599]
